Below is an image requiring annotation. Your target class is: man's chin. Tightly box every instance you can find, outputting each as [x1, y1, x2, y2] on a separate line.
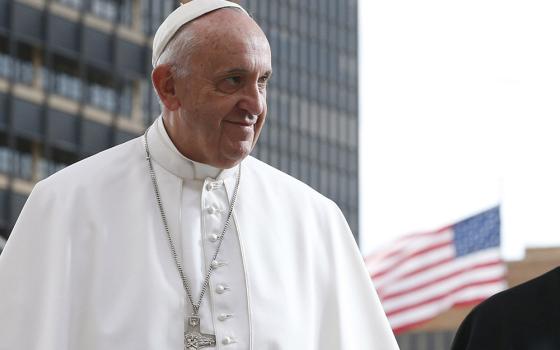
[220, 142, 253, 167]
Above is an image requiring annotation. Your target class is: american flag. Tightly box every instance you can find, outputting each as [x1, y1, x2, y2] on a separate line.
[366, 206, 507, 334]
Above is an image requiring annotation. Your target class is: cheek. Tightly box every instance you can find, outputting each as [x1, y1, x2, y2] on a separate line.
[257, 105, 267, 127]
[253, 112, 267, 142]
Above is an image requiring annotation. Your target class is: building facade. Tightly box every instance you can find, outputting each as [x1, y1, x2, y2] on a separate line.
[0, 0, 360, 247]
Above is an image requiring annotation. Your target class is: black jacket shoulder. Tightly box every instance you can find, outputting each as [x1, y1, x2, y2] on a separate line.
[451, 266, 560, 350]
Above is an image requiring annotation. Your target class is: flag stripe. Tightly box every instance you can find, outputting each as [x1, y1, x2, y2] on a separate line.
[391, 297, 488, 334]
[373, 245, 454, 288]
[364, 227, 451, 265]
[384, 268, 505, 314]
[388, 281, 506, 330]
[381, 259, 503, 301]
[366, 206, 506, 334]
[379, 249, 501, 297]
[368, 231, 452, 277]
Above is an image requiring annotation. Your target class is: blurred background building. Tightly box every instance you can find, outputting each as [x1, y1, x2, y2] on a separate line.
[0, 0, 360, 247]
[394, 247, 560, 350]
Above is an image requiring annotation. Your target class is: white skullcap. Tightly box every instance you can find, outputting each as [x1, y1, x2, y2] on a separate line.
[152, 0, 248, 67]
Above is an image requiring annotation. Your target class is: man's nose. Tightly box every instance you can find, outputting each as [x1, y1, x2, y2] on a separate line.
[238, 83, 265, 116]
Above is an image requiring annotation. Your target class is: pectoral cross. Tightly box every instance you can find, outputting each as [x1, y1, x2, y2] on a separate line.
[184, 316, 216, 350]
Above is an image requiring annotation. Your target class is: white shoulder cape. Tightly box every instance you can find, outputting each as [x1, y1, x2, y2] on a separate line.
[0, 135, 399, 350]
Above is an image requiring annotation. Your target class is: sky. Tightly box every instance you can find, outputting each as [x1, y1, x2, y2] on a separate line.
[358, 0, 560, 261]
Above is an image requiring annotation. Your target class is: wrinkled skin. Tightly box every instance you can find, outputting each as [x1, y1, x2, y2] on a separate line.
[152, 9, 272, 169]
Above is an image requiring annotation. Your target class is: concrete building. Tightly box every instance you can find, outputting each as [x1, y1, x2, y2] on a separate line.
[0, 0, 360, 245]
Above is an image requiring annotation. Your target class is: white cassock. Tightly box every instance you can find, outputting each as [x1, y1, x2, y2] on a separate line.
[0, 116, 399, 350]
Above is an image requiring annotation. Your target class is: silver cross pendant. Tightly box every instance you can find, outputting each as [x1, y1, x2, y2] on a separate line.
[184, 316, 216, 350]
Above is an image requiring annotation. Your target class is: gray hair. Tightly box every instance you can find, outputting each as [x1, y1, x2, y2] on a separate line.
[155, 24, 200, 79]
[153, 25, 200, 109]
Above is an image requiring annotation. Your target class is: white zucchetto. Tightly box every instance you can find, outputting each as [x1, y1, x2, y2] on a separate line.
[152, 0, 248, 67]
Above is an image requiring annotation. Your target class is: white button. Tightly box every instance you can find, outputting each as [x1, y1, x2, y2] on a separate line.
[215, 284, 229, 294]
[206, 207, 218, 214]
[218, 313, 233, 321]
[222, 336, 236, 345]
[211, 260, 221, 269]
[205, 181, 222, 191]
[208, 234, 219, 242]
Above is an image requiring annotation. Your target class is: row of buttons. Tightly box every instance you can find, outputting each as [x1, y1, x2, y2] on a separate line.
[204, 179, 238, 346]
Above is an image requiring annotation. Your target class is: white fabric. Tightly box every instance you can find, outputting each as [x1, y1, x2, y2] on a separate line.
[0, 117, 399, 350]
[152, 0, 247, 67]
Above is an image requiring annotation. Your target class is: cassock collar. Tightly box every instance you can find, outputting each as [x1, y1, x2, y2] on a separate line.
[145, 116, 237, 181]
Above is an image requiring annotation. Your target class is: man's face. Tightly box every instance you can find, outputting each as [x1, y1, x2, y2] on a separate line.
[166, 11, 272, 169]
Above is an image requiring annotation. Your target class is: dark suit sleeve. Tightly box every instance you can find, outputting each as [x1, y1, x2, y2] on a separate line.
[451, 268, 560, 350]
[450, 310, 474, 350]
[450, 304, 504, 350]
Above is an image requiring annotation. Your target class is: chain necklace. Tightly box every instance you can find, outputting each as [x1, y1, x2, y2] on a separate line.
[143, 128, 241, 350]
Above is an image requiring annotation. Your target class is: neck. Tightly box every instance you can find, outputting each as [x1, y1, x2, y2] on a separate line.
[161, 110, 204, 162]
[161, 111, 241, 169]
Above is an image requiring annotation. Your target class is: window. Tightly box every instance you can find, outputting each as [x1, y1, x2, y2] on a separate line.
[329, 169, 339, 200]
[142, 0, 174, 35]
[320, 166, 329, 193]
[309, 137, 319, 159]
[57, 0, 82, 10]
[319, 139, 329, 165]
[87, 68, 116, 112]
[38, 158, 67, 180]
[347, 117, 358, 148]
[328, 112, 338, 143]
[0, 146, 33, 181]
[91, 0, 119, 22]
[14, 43, 34, 86]
[268, 122, 279, 148]
[142, 81, 161, 126]
[46, 55, 82, 101]
[119, 0, 134, 26]
[0, 53, 10, 80]
[119, 81, 133, 117]
[289, 156, 299, 178]
[0, 147, 12, 175]
[0, 37, 9, 79]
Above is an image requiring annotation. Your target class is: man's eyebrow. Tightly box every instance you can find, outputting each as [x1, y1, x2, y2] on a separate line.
[221, 68, 273, 77]
[222, 68, 249, 75]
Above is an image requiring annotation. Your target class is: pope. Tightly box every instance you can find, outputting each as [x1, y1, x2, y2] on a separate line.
[0, 1, 399, 349]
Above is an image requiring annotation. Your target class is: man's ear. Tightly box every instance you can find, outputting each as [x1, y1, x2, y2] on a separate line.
[152, 64, 181, 111]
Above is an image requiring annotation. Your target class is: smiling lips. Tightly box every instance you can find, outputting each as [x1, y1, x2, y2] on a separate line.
[224, 116, 257, 127]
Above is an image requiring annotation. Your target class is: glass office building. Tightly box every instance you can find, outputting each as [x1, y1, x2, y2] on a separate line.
[0, 0, 359, 246]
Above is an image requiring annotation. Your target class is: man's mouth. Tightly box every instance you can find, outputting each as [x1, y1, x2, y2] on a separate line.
[224, 118, 257, 127]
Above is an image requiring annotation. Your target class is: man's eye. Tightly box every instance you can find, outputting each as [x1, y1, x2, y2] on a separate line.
[217, 76, 243, 93]
[257, 77, 269, 90]
[225, 76, 242, 85]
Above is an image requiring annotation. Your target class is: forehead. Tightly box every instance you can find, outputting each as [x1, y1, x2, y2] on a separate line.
[188, 9, 272, 73]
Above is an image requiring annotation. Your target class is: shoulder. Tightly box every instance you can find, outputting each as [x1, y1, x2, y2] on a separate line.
[241, 156, 349, 241]
[474, 266, 560, 315]
[39, 136, 144, 191]
[243, 156, 328, 199]
[452, 267, 560, 350]
[243, 156, 337, 209]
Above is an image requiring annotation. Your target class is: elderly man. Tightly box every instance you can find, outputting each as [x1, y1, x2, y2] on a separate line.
[0, 1, 398, 349]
